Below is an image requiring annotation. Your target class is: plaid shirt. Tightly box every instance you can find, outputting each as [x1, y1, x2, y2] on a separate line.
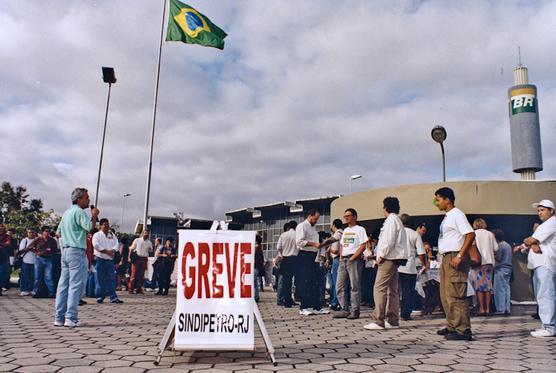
[29, 236, 58, 258]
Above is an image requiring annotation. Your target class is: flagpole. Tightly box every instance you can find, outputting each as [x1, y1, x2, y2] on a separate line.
[143, 0, 168, 231]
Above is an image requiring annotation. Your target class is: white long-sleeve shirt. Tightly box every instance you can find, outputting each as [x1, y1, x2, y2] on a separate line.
[277, 229, 298, 257]
[296, 220, 319, 253]
[376, 213, 408, 260]
[474, 229, 497, 266]
[92, 230, 119, 260]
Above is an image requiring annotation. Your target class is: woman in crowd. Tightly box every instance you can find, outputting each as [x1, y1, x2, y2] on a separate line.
[471, 218, 498, 316]
[116, 236, 129, 291]
[154, 238, 176, 295]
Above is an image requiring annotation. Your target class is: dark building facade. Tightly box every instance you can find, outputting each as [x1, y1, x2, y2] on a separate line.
[225, 196, 340, 261]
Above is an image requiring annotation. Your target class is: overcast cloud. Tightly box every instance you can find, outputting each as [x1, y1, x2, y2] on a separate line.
[1, 0, 555, 231]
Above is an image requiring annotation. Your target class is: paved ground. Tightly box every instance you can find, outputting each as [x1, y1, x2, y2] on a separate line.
[0, 287, 554, 373]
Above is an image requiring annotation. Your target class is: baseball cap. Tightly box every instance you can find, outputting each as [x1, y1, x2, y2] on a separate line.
[532, 199, 555, 210]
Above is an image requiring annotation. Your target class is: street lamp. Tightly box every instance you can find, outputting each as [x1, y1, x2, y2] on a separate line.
[121, 193, 131, 232]
[350, 174, 362, 192]
[431, 125, 447, 182]
[94, 67, 117, 208]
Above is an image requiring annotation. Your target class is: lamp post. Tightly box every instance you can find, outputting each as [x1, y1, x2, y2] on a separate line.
[431, 125, 447, 182]
[121, 193, 131, 232]
[94, 67, 117, 208]
[350, 174, 362, 192]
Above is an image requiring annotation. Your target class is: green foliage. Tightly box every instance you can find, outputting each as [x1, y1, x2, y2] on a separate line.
[0, 181, 61, 240]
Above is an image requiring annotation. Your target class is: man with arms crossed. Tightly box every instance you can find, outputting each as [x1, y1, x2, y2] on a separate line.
[435, 187, 475, 341]
[92, 218, 123, 304]
[523, 199, 556, 338]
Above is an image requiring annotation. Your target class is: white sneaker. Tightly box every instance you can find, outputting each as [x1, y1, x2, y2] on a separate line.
[53, 320, 64, 327]
[64, 319, 85, 328]
[531, 328, 555, 338]
[313, 308, 330, 315]
[299, 309, 314, 316]
[385, 321, 400, 329]
[363, 322, 385, 330]
[2, 288, 8, 292]
[20, 291, 30, 296]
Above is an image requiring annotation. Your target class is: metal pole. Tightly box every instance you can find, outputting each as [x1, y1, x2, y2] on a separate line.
[95, 82, 112, 208]
[440, 142, 446, 182]
[143, 0, 168, 231]
[121, 195, 127, 232]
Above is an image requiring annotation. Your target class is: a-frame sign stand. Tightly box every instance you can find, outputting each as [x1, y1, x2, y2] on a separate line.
[154, 304, 276, 366]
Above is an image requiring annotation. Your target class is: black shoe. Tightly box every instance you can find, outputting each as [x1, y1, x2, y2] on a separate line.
[110, 298, 124, 304]
[445, 332, 473, 341]
[284, 304, 292, 308]
[437, 327, 456, 336]
[96, 298, 104, 304]
[347, 312, 360, 320]
[532, 313, 540, 319]
[79, 299, 87, 306]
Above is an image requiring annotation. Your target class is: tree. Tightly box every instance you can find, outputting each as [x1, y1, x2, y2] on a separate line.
[0, 181, 61, 239]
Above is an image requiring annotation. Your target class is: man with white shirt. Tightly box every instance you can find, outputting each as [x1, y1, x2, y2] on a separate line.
[295, 209, 329, 316]
[128, 230, 152, 294]
[277, 220, 298, 308]
[364, 197, 408, 331]
[398, 214, 426, 321]
[333, 208, 367, 320]
[92, 218, 123, 304]
[523, 199, 556, 338]
[434, 187, 475, 341]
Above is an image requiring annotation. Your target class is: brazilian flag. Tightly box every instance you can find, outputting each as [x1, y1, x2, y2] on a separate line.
[166, 0, 227, 50]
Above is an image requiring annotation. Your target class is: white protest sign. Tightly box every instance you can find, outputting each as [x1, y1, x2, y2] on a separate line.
[174, 229, 256, 350]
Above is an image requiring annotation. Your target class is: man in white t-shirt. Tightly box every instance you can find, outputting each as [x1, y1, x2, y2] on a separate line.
[523, 199, 556, 338]
[434, 187, 475, 341]
[398, 214, 426, 321]
[332, 208, 367, 319]
[364, 197, 408, 331]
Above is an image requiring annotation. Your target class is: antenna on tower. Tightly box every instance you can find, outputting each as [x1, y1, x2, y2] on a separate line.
[518, 46, 522, 66]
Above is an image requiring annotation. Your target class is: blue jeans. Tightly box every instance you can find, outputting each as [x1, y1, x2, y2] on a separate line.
[533, 265, 556, 335]
[20, 263, 35, 292]
[1, 258, 10, 288]
[55, 248, 88, 323]
[254, 268, 261, 301]
[0, 260, 7, 292]
[494, 266, 512, 313]
[94, 258, 117, 301]
[33, 256, 55, 296]
[329, 257, 340, 307]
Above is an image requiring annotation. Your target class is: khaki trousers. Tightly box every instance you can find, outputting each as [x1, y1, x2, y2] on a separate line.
[373, 259, 399, 326]
[440, 252, 471, 334]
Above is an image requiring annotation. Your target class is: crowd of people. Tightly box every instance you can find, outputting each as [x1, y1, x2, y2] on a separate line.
[0, 186, 554, 340]
[271, 188, 556, 340]
[0, 187, 177, 327]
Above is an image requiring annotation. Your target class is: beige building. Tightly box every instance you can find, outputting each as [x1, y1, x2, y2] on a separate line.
[331, 180, 556, 301]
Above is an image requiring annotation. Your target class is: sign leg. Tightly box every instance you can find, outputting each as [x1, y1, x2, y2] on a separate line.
[254, 303, 277, 366]
[154, 310, 176, 366]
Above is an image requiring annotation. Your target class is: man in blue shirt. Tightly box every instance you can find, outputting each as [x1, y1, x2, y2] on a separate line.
[54, 187, 99, 327]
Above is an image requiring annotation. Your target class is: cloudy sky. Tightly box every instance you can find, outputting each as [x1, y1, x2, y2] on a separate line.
[1, 0, 555, 231]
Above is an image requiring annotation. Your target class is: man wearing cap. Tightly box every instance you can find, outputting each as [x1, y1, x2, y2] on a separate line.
[524, 199, 556, 338]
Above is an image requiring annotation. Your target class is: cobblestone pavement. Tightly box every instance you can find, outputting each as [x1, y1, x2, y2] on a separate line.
[0, 287, 554, 372]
